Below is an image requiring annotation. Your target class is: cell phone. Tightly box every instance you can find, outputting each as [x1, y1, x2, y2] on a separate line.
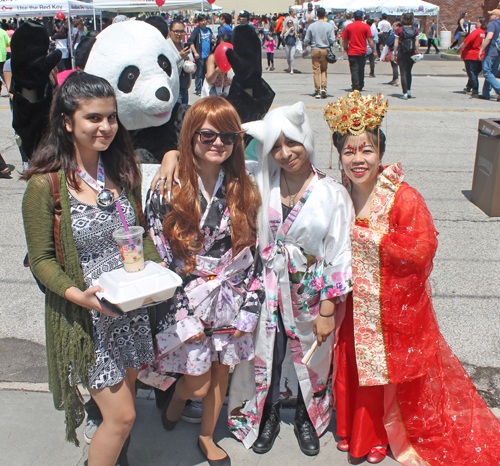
[96, 293, 125, 317]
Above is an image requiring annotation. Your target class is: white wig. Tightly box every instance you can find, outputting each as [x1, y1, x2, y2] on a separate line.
[243, 101, 315, 252]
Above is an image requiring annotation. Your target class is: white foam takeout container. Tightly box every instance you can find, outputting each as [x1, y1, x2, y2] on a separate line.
[95, 261, 182, 312]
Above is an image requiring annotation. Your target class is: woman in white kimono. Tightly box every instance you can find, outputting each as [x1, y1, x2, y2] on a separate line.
[228, 102, 354, 457]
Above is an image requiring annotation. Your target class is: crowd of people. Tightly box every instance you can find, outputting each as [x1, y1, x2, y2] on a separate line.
[3, 6, 500, 466]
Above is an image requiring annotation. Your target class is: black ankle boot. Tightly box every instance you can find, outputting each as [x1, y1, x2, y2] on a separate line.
[294, 402, 319, 456]
[252, 403, 281, 454]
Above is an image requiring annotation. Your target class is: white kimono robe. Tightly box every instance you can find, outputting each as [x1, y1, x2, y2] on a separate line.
[228, 165, 354, 448]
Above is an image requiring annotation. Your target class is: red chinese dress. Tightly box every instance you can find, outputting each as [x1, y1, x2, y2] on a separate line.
[335, 163, 500, 463]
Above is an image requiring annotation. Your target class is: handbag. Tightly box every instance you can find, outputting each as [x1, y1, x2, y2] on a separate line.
[326, 46, 337, 64]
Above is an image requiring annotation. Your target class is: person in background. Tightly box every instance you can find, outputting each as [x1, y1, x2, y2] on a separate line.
[202, 34, 232, 97]
[478, 9, 500, 101]
[0, 153, 14, 178]
[343, 10, 377, 92]
[168, 19, 195, 104]
[377, 13, 391, 52]
[261, 15, 270, 46]
[282, 19, 297, 74]
[0, 24, 9, 94]
[51, 21, 71, 71]
[383, 22, 401, 87]
[275, 13, 285, 49]
[304, 7, 336, 99]
[366, 18, 377, 77]
[285, 8, 300, 32]
[458, 17, 486, 96]
[340, 12, 353, 57]
[188, 14, 213, 96]
[304, 2, 317, 34]
[425, 18, 440, 54]
[370, 17, 379, 57]
[450, 11, 468, 49]
[394, 12, 419, 100]
[71, 19, 87, 52]
[217, 12, 233, 38]
[265, 33, 276, 71]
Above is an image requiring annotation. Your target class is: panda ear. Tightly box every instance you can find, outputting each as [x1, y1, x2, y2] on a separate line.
[242, 121, 266, 143]
[75, 36, 96, 70]
[283, 101, 306, 126]
[143, 16, 169, 38]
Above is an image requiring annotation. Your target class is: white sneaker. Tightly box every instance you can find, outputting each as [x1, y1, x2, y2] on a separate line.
[314, 92, 321, 99]
[320, 88, 327, 98]
[180, 400, 202, 424]
[84, 419, 102, 444]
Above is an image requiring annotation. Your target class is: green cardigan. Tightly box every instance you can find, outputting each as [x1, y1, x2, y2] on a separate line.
[22, 170, 161, 445]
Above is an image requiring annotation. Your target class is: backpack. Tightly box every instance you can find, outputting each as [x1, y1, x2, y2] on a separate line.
[401, 26, 417, 54]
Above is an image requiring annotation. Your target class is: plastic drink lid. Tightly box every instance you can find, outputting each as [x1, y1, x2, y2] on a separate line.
[113, 225, 144, 240]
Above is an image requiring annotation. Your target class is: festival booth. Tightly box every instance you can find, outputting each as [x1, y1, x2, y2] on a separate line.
[0, 0, 94, 17]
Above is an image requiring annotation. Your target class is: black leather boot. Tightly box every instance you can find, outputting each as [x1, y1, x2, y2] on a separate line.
[252, 403, 281, 454]
[294, 402, 319, 456]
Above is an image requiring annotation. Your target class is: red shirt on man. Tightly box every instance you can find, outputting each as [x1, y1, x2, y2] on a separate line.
[461, 27, 486, 60]
[343, 20, 372, 55]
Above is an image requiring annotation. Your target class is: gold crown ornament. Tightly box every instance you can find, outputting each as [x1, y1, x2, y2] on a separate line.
[323, 91, 388, 136]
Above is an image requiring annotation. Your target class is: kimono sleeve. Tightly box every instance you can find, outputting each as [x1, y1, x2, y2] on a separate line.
[145, 185, 174, 266]
[320, 184, 354, 301]
[232, 247, 265, 333]
[380, 184, 438, 278]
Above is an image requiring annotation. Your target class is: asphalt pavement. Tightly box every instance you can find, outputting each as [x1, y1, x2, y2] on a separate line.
[1, 52, 500, 465]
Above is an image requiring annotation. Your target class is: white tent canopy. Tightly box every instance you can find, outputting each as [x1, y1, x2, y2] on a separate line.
[0, 0, 94, 17]
[378, 0, 438, 15]
[92, 0, 214, 12]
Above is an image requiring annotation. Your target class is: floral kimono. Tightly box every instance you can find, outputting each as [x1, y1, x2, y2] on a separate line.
[228, 165, 354, 448]
[138, 169, 264, 389]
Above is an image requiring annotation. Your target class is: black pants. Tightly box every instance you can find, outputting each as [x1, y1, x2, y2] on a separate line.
[391, 60, 399, 81]
[348, 54, 366, 91]
[398, 56, 414, 94]
[267, 52, 274, 67]
[276, 33, 284, 49]
[367, 52, 375, 75]
[464, 59, 482, 94]
[426, 37, 439, 53]
[265, 311, 304, 406]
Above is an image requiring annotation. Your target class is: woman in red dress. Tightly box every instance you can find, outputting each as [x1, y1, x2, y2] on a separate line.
[324, 91, 500, 464]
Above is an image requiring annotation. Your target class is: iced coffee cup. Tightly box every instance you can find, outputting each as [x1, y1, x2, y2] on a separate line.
[113, 226, 145, 273]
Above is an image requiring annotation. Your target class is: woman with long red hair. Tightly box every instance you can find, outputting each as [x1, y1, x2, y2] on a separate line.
[139, 96, 263, 466]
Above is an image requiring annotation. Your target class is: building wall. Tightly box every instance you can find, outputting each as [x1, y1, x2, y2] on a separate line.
[211, 0, 295, 15]
[425, 0, 498, 34]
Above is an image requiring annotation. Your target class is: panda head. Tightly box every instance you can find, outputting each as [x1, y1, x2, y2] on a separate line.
[84, 21, 179, 131]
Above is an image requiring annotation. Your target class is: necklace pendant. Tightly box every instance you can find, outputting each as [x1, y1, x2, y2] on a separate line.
[289, 199, 295, 207]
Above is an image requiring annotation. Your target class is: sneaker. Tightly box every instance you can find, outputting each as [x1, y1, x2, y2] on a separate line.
[320, 88, 327, 98]
[387, 80, 396, 85]
[477, 95, 490, 100]
[401, 93, 408, 100]
[84, 419, 102, 444]
[314, 92, 321, 99]
[269, 66, 275, 71]
[266, 67, 269, 70]
[290, 70, 294, 74]
[392, 80, 400, 87]
[180, 400, 202, 424]
[407, 90, 412, 98]
[369, 73, 375, 78]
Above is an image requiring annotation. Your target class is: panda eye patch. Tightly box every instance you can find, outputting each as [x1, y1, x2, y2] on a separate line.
[158, 54, 172, 77]
[118, 65, 140, 94]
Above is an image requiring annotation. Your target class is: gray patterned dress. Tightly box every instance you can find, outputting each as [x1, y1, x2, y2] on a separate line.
[69, 189, 154, 389]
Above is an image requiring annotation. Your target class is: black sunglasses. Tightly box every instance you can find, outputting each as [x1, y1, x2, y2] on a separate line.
[195, 130, 239, 145]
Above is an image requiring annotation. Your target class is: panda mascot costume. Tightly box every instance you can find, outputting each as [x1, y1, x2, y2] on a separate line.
[11, 17, 274, 462]
[12, 19, 274, 194]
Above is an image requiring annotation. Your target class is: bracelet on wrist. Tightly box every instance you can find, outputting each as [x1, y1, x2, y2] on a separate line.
[319, 311, 334, 318]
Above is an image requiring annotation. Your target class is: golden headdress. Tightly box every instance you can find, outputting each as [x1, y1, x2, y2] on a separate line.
[323, 91, 388, 136]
